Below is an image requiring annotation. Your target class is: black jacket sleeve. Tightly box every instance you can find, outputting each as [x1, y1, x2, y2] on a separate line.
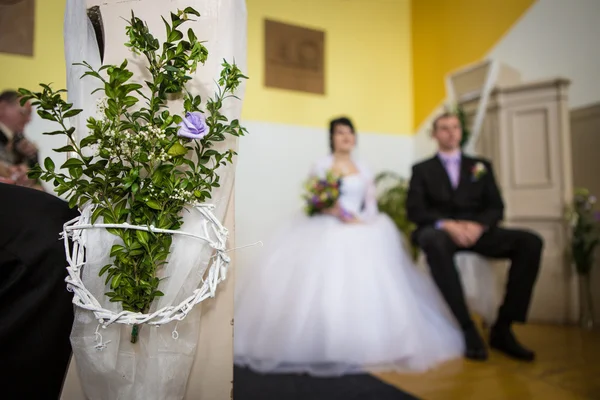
[0, 184, 79, 399]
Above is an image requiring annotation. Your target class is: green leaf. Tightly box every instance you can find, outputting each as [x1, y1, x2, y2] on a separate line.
[187, 28, 197, 43]
[110, 245, 126, 257]
[136, 230, 149, 245]
[91, 207, 105, 224]
[53, 145, 75, 153]
[44, 157, 55, 171]
[167, 142, 188, 157]
[70, 166, 83, 180]
[168, 30, 184, 42]
[162, 16, 172, 36]
[63, 109, 83, 118]
[98, 264, 112, 277]
[61, 158, 84, 168]
[68, 196, 78, 209]
[105, 269, 118, 285]
[123, 96, 139, 106]
[146, 199, 162, 210]
[104, 212, 115, 224]
[38, 110, 56, 121]
[129, 249, 145, 257]
[183, 7, 200, 17]
[111, 273, 122, 289]
[106, 228, 120, 237]
[44, 130, 67, 136]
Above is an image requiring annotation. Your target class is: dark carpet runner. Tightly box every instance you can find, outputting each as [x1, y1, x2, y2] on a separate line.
[234, 366, 420, 400]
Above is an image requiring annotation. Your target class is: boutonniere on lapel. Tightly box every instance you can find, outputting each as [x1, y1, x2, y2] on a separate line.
[471, 162, 487, 182]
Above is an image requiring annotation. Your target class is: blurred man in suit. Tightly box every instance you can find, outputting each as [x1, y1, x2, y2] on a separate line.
[406, 112, 543, 362]
[0, 90, 42, 190]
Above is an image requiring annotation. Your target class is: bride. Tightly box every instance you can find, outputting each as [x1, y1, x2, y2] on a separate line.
[234, 117, 465, 376]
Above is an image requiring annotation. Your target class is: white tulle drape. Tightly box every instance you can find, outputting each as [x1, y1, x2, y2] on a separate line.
[64, 0, 103, 157]
[64, 1, 246, 399]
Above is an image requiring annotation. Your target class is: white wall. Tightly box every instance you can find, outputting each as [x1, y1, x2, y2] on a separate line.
[234, 121, 415, 268]
[488, 0, 600, 110]
[412, 0, 600, 161]
[413, 115, 440, 163]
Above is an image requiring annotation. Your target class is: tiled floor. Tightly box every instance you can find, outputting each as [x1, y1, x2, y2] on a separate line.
[375, 324, 600, 399]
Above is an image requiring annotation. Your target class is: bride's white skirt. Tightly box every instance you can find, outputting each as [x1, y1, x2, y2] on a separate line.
[234, 213, 465, 376]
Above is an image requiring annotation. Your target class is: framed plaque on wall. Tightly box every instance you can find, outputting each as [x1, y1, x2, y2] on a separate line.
[264, 19, 325, 95]
[0, 0, 35, 56]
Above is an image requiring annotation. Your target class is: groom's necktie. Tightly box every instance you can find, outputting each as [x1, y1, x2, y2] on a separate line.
[442, 157, 460, 188]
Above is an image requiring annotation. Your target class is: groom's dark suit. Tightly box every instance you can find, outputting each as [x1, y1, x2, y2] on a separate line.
[406, 154, 543, 331]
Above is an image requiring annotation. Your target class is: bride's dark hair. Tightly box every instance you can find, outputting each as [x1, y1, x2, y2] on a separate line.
[329, 116, 356, 152]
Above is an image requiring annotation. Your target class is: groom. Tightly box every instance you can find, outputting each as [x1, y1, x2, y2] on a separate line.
[406, 112, 543, 362]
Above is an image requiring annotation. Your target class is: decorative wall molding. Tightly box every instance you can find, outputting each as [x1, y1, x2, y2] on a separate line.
[264, 19, 325, 95]
[0, 0, 34, 56]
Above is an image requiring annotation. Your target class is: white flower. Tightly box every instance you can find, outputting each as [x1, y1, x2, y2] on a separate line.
[95, 97, 109, 120]
[471, 162, 487, 181]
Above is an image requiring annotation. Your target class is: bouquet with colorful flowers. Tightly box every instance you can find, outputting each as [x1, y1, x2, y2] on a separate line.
[303, 171, 342, 216]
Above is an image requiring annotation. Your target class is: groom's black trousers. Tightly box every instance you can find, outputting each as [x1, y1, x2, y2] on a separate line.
[414, 226, 543, 328]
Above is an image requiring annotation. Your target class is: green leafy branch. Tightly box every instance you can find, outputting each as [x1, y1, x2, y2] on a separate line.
[19, 7, 248, 342]
[375, 171, 419, 261]
[566, 188, 600, 275]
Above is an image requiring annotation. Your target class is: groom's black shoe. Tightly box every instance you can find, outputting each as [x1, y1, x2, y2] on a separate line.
[463, 325, 488, 361]
[489, 326, 535, 361]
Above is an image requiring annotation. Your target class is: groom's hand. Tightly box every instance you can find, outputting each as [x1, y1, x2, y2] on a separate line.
[440, 220, 472, 247]
[459, 221, 485, 246]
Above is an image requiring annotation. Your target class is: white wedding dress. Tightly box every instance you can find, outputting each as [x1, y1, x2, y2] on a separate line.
[234, 156, 465, 376]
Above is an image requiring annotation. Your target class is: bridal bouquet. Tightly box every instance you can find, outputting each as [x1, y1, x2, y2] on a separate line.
[303, 171, 342, 216]
[19, 7, 247, 342]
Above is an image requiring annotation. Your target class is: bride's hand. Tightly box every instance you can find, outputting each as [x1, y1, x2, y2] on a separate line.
[322, 203, 342, 217]
[339, 209, 360, 224]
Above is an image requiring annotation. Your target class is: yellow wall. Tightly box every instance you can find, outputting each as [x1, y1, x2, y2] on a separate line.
[3, 0, 534, 135]
[411, 0, 535, 129]
[243, 0, 412, 134]
[0, 0, 67, 94]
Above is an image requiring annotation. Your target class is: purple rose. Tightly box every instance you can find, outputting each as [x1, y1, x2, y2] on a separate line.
[178, 112, 208, 139]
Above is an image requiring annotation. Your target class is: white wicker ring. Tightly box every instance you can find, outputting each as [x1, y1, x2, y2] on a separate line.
[62, 204, 230, 328]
